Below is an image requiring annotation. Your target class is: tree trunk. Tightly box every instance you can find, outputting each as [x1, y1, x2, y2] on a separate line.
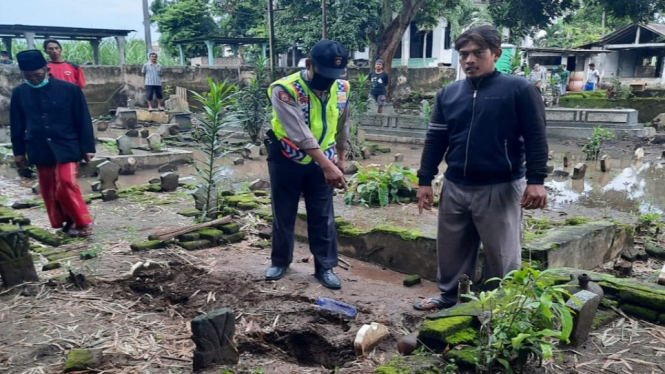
[375, 0, 427, 73]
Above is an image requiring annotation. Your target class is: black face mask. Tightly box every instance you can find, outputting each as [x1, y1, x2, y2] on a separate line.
[309, 72, 336, 91]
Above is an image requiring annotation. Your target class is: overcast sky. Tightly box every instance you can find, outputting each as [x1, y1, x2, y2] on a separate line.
[4, 0, 159, 41]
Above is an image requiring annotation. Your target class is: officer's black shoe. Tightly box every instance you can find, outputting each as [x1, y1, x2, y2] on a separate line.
[315, 268, 341, 289]
[265, 265, 288, 281]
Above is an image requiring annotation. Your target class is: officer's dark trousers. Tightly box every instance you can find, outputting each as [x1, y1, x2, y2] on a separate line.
[268, 152, 338, 271]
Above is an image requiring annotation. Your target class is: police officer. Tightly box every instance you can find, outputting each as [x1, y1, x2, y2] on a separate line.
[264, 40, 351, 289]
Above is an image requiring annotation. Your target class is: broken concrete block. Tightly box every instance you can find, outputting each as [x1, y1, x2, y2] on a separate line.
[117, 110, 138, 129]
[158, 162, 178, 173]
[354, 322, 390, 356]
[160, 172, 179, 192]
[394, 153, 404, 162]
[146, 133, 163, 152]
[600, 155, 611, 172]
[571, 163, 587, 180]
[191, 308, 239, 371]
[101, 189, 118, 202]
[634, 147, 645, 160]
[119, 157, 137, 175]
[362, 147, 371, 160]
[249, 179, 270, 191]
[116, 135, 132, 155]
[158, 124, 179, 138]
[125, 129, 139, 137]
[565, 290, 600, 347]
[233, 158, 244, 165]
[90, 181, 102, 192]
[96, 120, 108, 132]
[563, 152, 572, 167]
[242, 144, 261, 159]
[96, 161, 120, 190]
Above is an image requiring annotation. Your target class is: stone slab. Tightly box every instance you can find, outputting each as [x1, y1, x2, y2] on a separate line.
[191, 308, 239, 371]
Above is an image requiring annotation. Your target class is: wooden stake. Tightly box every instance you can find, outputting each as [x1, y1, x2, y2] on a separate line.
[150, 216, 233, 241]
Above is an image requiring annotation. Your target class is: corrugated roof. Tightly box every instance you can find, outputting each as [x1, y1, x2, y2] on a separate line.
[579, 23, 665, 48]
[0, 24, 134, 40]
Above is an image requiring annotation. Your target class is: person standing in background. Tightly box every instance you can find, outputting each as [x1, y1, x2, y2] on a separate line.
[44, 39, 86, 88]
[369, 59, 390, 113]
[585, 63, 600, 91]
[142, 52, 164, 111]
[559, 65, 570, 95]
[0, 51, 12, 65]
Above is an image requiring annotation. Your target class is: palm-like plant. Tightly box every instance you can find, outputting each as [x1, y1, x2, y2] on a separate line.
[190, 78, 239, 221]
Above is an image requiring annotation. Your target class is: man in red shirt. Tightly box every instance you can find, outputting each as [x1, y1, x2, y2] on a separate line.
[44, 39, 86, 88]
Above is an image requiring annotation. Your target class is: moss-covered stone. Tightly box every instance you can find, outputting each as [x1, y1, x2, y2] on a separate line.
[45, 252, 77, 262]
[12, 217, 30, 225]
[419, 316, 474, 347]
[220, 190, 235, 197]
[445, 347, 478, 368]
[237, 201, 260, 210]
[147, 184, 163, 193]
[592, 309, 617, 330]
[374, 226, 424, 241]
[255, 208, 273, 222]
[620, 304, 658, 321]
[222, 232, 246, 244]
[42, 262, 61, 271]
[130, 240, 166, 251]
[252, 240, 270, 249]
[445, 327, 478, 346]
[375, 146, 391, 153]
[219, 207, 238, 216]
[600, 298, 619, 309]
[23, 226, 63, 247]
[177, 208, 200, 217]
[253, 190, 269, 197]
[218, 222, 240, 234]
[178, 239, 213, 251]
[197, 229, 225, 243]
[63, 349, 97, 372]
[0, 215, 15, 223]
[178, 232, 200, 242]
[565, 217, 590, 226]
[256, 197, 271, 205]
[645, 242, 665, 260]
[374, 355, 444, 374]
[225, 194, 258, 207]
[403, 275, 421, 287]
[0, 224, 18, 233]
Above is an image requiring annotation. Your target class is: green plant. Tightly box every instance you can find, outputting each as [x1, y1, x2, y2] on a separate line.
[234, 55, 270, 143]
[79, 243, 103, 259]
[346, 73, 370, 160]
[344, 163, 418, 207]
[637, 212, 663, 236]
[152, 142, 166, 152]
[465, 267, 575, 373]
[163, 85, 174, 98]
[420, 100, 433, 127]
[581, 126, 615, 160]
[103, 141, 118, 154]
[607, 77, 632, 100]
[191, 79, 239, 221]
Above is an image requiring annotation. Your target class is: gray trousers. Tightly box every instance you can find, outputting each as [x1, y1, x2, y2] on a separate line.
[437, 178, 526, 303]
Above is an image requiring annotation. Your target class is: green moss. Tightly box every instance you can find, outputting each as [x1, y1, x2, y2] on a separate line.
[0, 224, 19, 233]
[197, 229, 225, 242]
[559, 96, 665, 123]
[23, 226, 63, 247]
[446, 347, 478, 368]
[222, 232, 246, 244]
[255, 208, 273, 222]
[45, 252, 78, 262]
[42, 262, 61, 271]
[253, 240, 270, 249]
[403, 275, 421, 287]
[297, 212, 307, 221]
[177, 208, 200, 217]
[0, 215, 15, 223]
[220, 190, 235, 197]
[179, 239, 212, 251]
[374, 226, 423, 241]
[130, 240, 166, 251]
[620, 304, 659, 321]
[375, 146, 391, 153]
[178, 232, 200, 242]
[335, 217, 352, 228]
[645, 242, 665, 260]
[225, 194, 258, 207]
[337, 222, 368, 237]
[63, 349, 94, 372]
[218, 222, 240, 234]
[237, 201, 260, 210]
[221, 207, 239, 217]
[12, 217, 30, 225]
[615, 287, 665, 311]
[445, 327, 478, 346]
[148, 184, 163, 192]
[419, 316, 474, 344]
[253, 190, 269, 197]
[592, 309, 616, 330]
[256, 197, 271, 205]
[374, 355, 443, 374]
[600, 298, 619, 309]
[565, 217, 590, 226]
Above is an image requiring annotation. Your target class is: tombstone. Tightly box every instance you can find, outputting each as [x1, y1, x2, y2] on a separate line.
[394, 153, 404, 162]
[0, 228, 38, 287]
[101, 189, 119, 202]
[117, 110, 138, 129]
[96, 120, 109, 132]
[634, 147, 645, 160]
[344, 163, 358, 175]
[140, 129, 150, 138]
[158, 124, 179, 138]
[233, 158, 245, 165]
[571, 163, 587, 180]
[125, 129, 139, 137]
[97, 161, 120, 190]
[565, 290, 600, 347]
[249, 179, 270, 191]
[170, 113, 192, 131]
[160, 172, 179, 192]
[158, 163, 178, 173]
[119, 157, 138, 175]
[191, 308, 239, 371]
[362, 147, 371, 160]
[146, 133, 163, 152]
[563, 152, 572, 168]
[193, 185, 218, 212]
[357, 129, 366, 144]
[91, 181, 102, 192]
[242, 144, 261, 160]
[600, 155, 611, 172]
[116, 135, 133, 155]
[31, 183, 40, 195]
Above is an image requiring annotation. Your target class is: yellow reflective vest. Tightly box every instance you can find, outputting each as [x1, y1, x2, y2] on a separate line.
[268, 72, 349, 164]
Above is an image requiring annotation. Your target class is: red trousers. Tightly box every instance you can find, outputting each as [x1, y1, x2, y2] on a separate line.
[36, 163, 93, 229]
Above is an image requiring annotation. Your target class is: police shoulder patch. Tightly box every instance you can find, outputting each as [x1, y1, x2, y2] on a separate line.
[278, 91, 291, 104]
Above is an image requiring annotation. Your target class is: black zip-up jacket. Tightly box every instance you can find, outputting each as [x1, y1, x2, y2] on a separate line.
[417, 70, 548, 187]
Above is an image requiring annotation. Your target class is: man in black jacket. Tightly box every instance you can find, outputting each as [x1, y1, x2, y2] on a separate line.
[414, 25, 548, 310]
[10, 50, 96, 237]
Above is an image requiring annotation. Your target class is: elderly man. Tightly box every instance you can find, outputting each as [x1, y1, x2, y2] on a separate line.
[10, 50, 95, 237]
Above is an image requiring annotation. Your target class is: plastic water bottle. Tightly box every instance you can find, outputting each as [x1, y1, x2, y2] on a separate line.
[316, 297, 357, 318]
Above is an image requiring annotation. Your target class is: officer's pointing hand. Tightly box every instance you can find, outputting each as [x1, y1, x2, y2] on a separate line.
[323, 162, 347, 191]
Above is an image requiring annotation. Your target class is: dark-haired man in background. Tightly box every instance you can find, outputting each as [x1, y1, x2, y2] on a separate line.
[414, 25, 548, 311]
[44, 39, 86, 88]
[0, 51, 12, 65]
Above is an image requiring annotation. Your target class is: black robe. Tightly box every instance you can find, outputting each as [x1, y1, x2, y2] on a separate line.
[9, 78, 95, 166]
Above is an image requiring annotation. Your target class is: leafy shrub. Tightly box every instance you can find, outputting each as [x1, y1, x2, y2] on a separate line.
[344, 164, 417, 207]
[581, 126, 615, 160]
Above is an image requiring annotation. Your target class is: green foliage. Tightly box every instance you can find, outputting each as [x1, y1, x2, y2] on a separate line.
[607, 77, 633, 100]
[11, 39, 176, 66]
[344, 164, 418, 207]
[465, 267, 575, 373]
[191, 79, 239, 221]
[637, 212, 663, 236]
[347, 73, 370, 160]
[214, 0, 267, 38]
[419, 100, 433, 127]
[151, 0, 220, 57]
[103, 141, 118, 154]
[581, 126, 615, 161]
[234, 55, 270, 143]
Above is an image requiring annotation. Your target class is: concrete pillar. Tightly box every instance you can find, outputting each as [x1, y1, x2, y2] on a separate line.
[115, 36, 126, 66]
[24, 32, 36, 50]
[2, 37, 11, 58]
[177, 44, 185, 66]
[204, 40, 215, 67]
[90, 39, 100, 65]
[231, 45, 238, 57]
[262, 43, 267, 59]
[401, 24, 410, 67]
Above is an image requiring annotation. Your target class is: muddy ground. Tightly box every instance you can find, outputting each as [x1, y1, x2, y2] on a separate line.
[0, 138, 664, 374]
